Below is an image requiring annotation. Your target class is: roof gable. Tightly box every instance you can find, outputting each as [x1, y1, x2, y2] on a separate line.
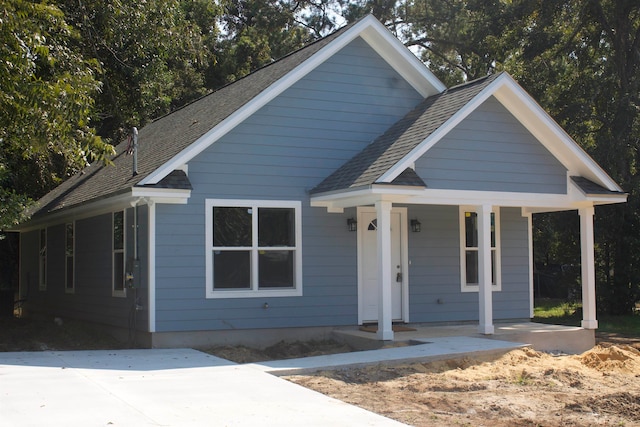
[139, 14, 444, 187]
[413, 95, 568, 194]
[380, 72, 622, 192]
[312, 72, 624, 196]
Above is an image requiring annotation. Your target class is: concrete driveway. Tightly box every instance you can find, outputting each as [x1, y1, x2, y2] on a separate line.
[0, 348, 406, 426]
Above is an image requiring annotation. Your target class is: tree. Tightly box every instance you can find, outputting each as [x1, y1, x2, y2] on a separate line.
[0, 0, 114, 230]
[495, 1, 640, 314]
[59, 0, 221, 142]
[211, 0, 319, 88]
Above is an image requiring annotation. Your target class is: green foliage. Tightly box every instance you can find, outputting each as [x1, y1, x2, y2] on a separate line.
[534, 298, 582, 325]
[0, 0, 114, 228]
[59, 0, 219, 141]
[534, 298, 640, 336]
[212, 0, 317, 88]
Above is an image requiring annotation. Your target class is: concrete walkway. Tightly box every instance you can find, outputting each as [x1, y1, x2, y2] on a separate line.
[0, 337, 525, 426]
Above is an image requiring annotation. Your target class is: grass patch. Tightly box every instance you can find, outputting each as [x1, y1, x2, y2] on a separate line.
[534, 298, 640, 337]
[533, 298, 581, 326]
[597, 314, 640, 336]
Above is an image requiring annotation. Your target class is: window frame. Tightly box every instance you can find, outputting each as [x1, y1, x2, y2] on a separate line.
[112, 211, 126, 298]
[38, 228, 47, 291]
[65, 222, 75, 294]
[205, 199, 302, 299]
[459, 206, 501, 292]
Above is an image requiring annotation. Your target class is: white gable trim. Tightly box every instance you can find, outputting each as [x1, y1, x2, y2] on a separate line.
[139, 15, 445, 186]
[378, 73, 623, 193]
[358, 20, 446, 96]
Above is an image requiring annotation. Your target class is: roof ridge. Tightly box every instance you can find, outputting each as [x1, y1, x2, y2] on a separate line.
[446, 72, 500, 92]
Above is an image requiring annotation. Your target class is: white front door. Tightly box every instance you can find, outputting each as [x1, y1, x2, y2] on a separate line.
[358, 207, 407, 323]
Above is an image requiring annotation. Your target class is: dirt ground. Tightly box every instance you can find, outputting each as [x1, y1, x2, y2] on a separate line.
[286, 340, 640, 427]
[204, 334, 640, 426]
[2, 316, 639, 426]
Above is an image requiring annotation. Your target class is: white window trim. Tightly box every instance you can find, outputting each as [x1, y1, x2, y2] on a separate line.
[205, 199, 302, 299]
[112, 211, 127, 298]
[38, 228, 47, 291]
[65, 222, 75, 294]
[459, 206, 502, 292]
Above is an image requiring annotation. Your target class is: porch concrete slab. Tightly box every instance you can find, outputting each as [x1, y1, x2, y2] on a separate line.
[333, 322, 592, 354]
[0, 349, 405, 426]
[251, 336, 527, 375]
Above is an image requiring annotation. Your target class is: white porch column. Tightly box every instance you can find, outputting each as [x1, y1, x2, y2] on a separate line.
[375, 200, 394, 341]
[478, 204, 494, 334]
[579, 206, 598, 329]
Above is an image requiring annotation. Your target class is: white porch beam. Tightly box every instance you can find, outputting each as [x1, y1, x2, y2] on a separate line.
[579, 206, 598, 329]
[376, 200, 394, 341]
[478, 204, 495, 334]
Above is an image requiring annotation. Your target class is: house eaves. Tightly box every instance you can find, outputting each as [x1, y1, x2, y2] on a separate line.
[570, 176, 627, 202]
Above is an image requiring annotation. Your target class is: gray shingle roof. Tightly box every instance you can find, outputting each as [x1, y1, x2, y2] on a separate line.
[310, 73, 500, 194]
[29, 23, 352, 218]
[571, 176, 625, 196]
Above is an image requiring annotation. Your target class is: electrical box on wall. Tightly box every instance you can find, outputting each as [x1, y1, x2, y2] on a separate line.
[126, 259, 142, 288]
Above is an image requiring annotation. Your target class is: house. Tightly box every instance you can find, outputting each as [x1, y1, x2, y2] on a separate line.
[15, 16, 626, 348]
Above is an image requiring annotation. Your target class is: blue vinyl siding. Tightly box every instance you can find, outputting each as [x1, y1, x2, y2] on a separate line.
[19, 208, 150, 331]
[154, 37, 423, 332]
[406, 205, 530, 323]
[415, 96, 567, 194]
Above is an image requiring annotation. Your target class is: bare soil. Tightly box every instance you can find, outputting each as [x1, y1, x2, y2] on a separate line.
[286, 339, 640, 427]
[3, 316, 639, 426]
[205, 334, 640, 426]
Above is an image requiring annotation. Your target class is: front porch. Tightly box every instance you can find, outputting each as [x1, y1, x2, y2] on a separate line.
[333, 321, 594, 354]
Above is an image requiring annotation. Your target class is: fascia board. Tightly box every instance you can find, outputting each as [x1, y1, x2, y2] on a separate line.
[140, 15, 442, 186]
[16, 193, 135, 232]
[378, 73, 508, 184]
[130, 187, 191, 201]
[17, 188, 190, 232]
[311, 184, 626, 212]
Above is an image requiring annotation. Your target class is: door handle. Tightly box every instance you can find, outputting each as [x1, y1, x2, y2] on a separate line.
[396, 272, 402, 283]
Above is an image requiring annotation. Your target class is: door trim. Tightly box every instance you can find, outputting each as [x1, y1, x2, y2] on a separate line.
[357, 206, 409, 324]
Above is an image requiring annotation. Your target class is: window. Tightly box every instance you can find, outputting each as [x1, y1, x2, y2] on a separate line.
[460, 207, 501, 292]
[113, 211, 126, 297]
[205, 199, 302, 298]
[39, 228, 47, 291]
[65, 223, 74, 293]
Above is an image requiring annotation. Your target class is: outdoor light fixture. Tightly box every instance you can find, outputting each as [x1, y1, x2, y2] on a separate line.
[347, 218, 357, 232]
[411, 219, 422, 233]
